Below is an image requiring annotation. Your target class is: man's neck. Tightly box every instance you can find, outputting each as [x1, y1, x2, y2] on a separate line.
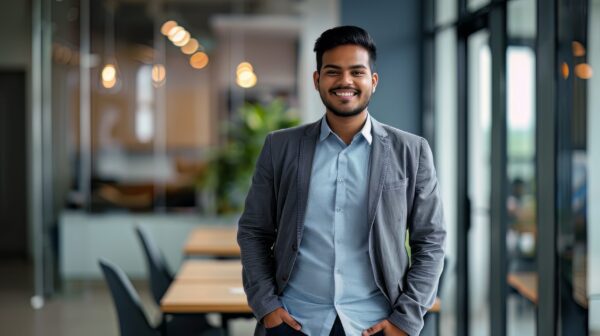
[325, 110, 368, 145]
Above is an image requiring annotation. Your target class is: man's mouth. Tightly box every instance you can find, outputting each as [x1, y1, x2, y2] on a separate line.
[331, 89, 359, 97]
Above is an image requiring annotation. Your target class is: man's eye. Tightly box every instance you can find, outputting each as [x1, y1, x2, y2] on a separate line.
[352, 71, 365, 76]
[327, 71, 339, 75]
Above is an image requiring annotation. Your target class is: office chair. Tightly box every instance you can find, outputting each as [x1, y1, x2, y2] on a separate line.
[135, 225, 174, 305]
[135, 225, 221, 336]
[99, 258, 162, 336]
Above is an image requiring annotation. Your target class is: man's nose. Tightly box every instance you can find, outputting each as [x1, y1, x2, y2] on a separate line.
[339, 71, 353, 84]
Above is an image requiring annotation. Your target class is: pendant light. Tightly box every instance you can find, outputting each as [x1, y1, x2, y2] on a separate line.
[101, 0, 121, 91]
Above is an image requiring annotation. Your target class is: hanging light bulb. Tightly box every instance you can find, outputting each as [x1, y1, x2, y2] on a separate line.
[235, 61, 257, 88]
[236, 72, 257, 88]
[151, 64, 166, 87]
[102, 64, 116, 81]
[190, 52, 209, 69]
[100, 2, 120, 92]
[575, 63, 593, 79]
[169, 27, 186, 42]
[173, 31, 191, 47]
[236, 61, 253, 75]
[561, 62, 570, 79]
[161, 20, 178, 36]
[101, 63, 119, 88]
[181, 38, 199, 55]
[167, 26, 183, 40]
[572, 41, 586, 57]
[102, 77, 117, 89]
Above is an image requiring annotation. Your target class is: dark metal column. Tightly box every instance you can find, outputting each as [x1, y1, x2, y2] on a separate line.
[489, 2, 508, 336]
[456, 25, 470, 336]
[536, 0, 558, 335]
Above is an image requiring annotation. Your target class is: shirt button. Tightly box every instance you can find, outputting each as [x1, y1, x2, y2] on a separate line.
[337, 178, 344, 183]
[335, 208, 342, 213]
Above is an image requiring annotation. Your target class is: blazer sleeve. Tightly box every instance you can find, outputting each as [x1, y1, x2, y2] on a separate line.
[388, 138, 446, 335]
[237, 134, 283, 321]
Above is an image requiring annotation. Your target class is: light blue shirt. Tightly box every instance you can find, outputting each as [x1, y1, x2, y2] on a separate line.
[281, 115, 391, 336]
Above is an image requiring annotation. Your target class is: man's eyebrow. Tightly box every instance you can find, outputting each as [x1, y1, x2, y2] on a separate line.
[322, 64, 368, 70]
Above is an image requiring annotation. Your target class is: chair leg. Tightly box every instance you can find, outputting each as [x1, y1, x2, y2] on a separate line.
[221, 314, 230, 336]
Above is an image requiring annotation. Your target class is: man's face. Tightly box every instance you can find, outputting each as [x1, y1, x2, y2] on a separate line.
[314, 44, 378, 118]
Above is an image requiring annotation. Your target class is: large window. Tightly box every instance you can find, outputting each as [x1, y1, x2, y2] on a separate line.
[421, 0, 594, 335]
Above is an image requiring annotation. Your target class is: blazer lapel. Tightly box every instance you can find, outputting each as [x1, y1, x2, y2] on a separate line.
[368, 118, 390, 227]
[296, 120, 320, 242]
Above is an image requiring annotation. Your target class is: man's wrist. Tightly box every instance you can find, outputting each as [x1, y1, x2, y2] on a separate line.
[248, 295, 283, 323]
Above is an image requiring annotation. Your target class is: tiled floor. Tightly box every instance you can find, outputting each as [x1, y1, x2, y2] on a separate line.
[0, 260, 256, 336]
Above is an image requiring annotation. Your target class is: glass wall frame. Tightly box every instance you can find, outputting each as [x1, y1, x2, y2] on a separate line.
[425, 0, 597, 334]
[422, 0, 567, 335]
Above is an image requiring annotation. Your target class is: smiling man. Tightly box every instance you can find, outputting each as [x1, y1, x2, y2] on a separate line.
[238, 26, 446, 336]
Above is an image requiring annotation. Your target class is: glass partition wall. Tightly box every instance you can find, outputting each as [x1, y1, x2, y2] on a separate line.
[48, 0, 301, 215]
[425, 0, 593, 335]
[556, 0, 596, 333]
[32, 0, 302, 298]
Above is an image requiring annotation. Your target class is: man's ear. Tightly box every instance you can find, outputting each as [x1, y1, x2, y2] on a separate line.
[372, 72, 379, 91]
[313, 71, 320, 90]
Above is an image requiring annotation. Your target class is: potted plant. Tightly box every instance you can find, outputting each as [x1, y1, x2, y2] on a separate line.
[198, 99, 300, 214]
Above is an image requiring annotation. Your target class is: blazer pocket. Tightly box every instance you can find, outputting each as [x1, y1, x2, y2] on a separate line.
[383, 178, 409, 191]
[381, 180, 409, 223]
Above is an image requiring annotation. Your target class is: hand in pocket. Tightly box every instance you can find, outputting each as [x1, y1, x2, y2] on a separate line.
[263, 307, 302, 330]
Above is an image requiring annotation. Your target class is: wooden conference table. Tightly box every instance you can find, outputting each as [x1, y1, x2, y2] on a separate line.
[161, 260, 249, 313]
[161, 260, 441, 314]
[167, 227, 441, 335]
[183, 226, 240, 257]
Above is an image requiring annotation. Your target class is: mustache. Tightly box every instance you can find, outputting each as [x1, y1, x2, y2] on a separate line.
[330, 86, 360, 92]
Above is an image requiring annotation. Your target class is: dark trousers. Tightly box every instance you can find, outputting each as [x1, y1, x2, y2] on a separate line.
[264, 316, 385, 336]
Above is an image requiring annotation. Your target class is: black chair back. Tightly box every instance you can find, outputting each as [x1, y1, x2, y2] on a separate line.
[135, 225, 174, 305]
[134, 226, 217, 336]
[99, 259, 160, 336]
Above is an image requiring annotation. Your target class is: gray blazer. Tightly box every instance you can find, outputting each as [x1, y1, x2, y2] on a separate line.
[237, 117, 445, 336]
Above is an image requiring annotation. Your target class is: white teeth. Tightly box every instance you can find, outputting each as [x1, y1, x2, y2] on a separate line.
[335, 92, 355, 97]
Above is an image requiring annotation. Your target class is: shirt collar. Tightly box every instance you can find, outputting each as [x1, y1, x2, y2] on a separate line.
[319, 114, 373, 145]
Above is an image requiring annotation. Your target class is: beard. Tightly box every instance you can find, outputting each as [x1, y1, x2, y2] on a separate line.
[319, 87, 371, 118]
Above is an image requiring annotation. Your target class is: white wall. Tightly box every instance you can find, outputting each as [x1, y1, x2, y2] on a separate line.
[297, 0, 340, 123]
[59, 211, 238, 279]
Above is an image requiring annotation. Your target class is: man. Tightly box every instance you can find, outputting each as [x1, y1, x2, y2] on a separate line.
[238, 26, 445, 336]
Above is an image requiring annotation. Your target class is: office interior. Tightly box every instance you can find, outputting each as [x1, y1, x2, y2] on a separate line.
[0, 0, 598, 335]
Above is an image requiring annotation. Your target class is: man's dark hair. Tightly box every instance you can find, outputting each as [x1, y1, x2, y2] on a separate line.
[313, 25, 377, 72]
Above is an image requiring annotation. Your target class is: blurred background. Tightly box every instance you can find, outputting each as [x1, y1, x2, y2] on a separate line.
[0, 0, 598, 335]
